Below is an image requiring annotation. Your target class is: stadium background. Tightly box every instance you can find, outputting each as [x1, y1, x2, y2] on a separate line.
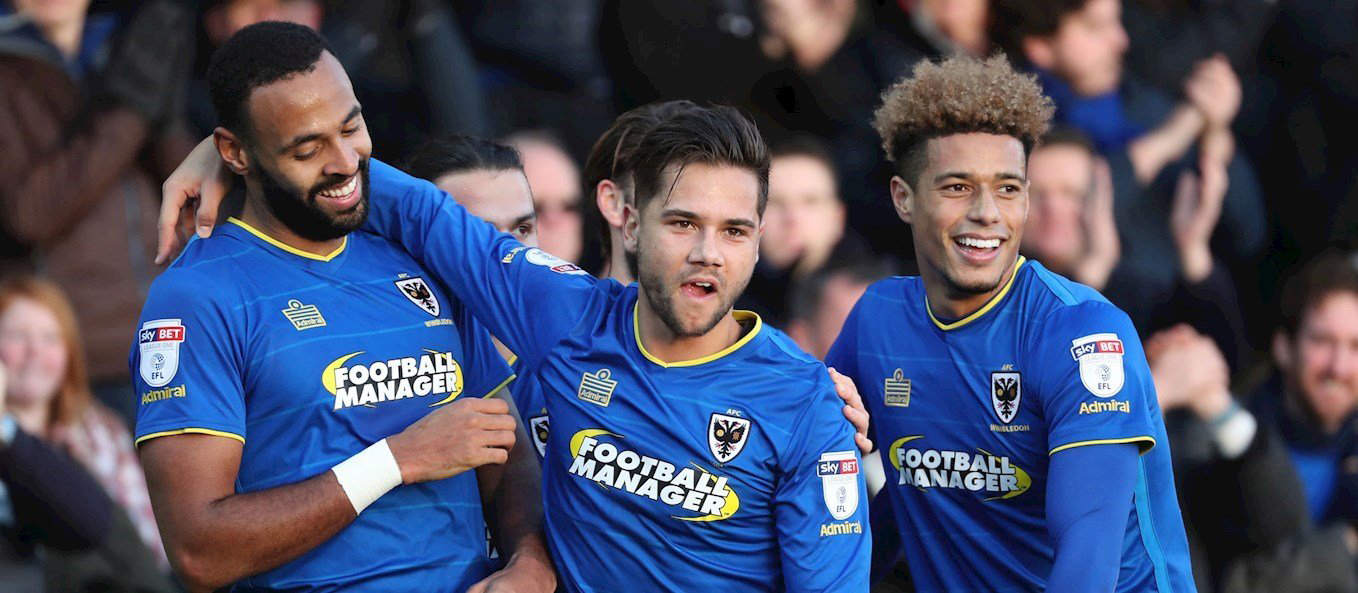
[1, 0, 1357, 591]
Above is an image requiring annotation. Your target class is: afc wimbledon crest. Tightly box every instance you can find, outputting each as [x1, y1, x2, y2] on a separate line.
[818, 451, 861, 520]
[530, 415, 550, 458]
[1070, 333, 1126, 397]
[990, 371, 1021, 424]
[708, 413, 751, 463]
[138, 319, 184, 387]
[395, 277, 440, 317]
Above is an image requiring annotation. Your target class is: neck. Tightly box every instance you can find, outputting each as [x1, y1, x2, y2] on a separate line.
[605, 229, 635, 284]
[41, 17, 85, 60]
[240, 195, 345, 257]
[636, 296, 745, 363]
[921, 256, 1019, 320]
[9, 400, 51, 437]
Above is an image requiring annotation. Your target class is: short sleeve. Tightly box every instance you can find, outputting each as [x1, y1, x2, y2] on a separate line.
[1025, 301, 1159, 456]
[773, 382, 872, 592]
[450, 298, 515, 400]
[130, 271, 246, 447]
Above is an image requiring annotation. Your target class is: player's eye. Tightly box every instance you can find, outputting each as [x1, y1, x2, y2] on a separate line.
[724, 227, 748, 238]
[341, 125, 359, 136]
[295, 147, 319, 160]
[672, 220, 696, 230]
[516, 223, 534, 237]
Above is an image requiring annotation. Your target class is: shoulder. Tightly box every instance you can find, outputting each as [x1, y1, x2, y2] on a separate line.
[1018, 261, 1123, 321]
[855, 275, 917, 313]
[144, 236, 256, 319]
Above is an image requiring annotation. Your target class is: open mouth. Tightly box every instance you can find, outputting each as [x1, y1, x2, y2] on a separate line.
[680, 280, 718, 300]
[952, 235, 1003, 263]
[314, 175, 360, 208]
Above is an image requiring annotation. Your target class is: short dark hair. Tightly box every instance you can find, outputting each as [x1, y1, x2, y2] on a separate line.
[771, 135, 840, 188]
[1280, 251, 1358, 337]
[580, 100, 699, 274]
[402, 135, 523, 183]
[207, 21, 335, 138]
[988, 0, 1092, 61]
[626, 105, 771, 217]
[1038, 126, 1095, 154]
[789, 258, 900, 323]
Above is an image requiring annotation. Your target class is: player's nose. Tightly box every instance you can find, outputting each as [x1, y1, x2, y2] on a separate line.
[688, 228, 724, 267]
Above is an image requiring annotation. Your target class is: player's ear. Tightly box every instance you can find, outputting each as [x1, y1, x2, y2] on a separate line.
[890, 175, 914, 224]
[597, 179, 627, 228]
[214, 127, 252, 175]
[621, 202, 641, 254]
[1272, 330, 1294, 371]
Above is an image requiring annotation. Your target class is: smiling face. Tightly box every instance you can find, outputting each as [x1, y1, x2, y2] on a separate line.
[435, 169, 539, 247]
[1289, 292, 1358, 431]
[226, 52, 372, 242]
[624, 163, 762, 338]
[895, 133, 1028, 301]
[0, 297, 67, 411]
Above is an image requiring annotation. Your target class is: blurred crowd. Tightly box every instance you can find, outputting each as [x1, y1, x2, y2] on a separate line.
[1, 0, 1357, 592]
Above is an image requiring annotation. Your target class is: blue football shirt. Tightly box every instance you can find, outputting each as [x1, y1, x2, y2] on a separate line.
[131, 216, 514, 592]
[826, 257, 1196, 593]
[361, 158, 871, 593]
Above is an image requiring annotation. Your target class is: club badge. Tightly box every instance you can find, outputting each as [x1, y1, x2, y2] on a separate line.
[708, 413, 752, 463]
[991, 371, 1022, 424]
[395, 277, 440, 317]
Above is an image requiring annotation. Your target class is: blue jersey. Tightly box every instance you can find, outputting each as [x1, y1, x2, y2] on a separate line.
[363, 159, 870, 593]
[508, 355, 551, 459]
[131, 217, 514, 592]
[826, 258, 1195, 593]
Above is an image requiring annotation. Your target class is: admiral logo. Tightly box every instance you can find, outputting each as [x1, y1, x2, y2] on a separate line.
[323, 350, 463, 410]
[568, 429, 740, 522]
[138, 319, 185, 387]
[501, 246, 529, 264]
[141, 385, 186, 405]
[1071, 333, 1126, 397]
[1079, 400, 1131, 415]
[884, 369, 911, 407]
[888, 436, 1031, 500]
[819, 520, 864, 537]
[281, 299, 326, 331]
[577, 369, 617, 407]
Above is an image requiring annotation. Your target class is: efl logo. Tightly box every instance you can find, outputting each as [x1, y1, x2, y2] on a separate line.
[138, 319, 185, 388]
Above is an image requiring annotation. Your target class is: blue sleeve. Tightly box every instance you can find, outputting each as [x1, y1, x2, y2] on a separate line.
[1025, 301, 1159, 456]
[361, 158, 598, 369]
[1045, 443, 1139, 593]
[773, 381, 871, 592]
[452, 299, 515, 400]
[130, 269, 247, 447]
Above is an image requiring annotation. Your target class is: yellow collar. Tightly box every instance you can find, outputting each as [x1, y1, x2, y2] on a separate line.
[227, 217, 347, 262]
[632, 304, 762, 368]
[925, 256, 1026, 331]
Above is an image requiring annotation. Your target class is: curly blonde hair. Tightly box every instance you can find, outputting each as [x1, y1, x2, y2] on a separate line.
[873, 54, 1054, 186]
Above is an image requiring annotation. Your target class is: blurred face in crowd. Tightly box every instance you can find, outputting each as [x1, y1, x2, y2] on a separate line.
[919, 0, 988, 54]
[221, 52, 372, 242]
[625, 163, 762, 337]
[895, 133, 1028, 304]
[515, 138, 583, 263]
[1022, 143, 1091, 273]
[435, 168, 539, 247]
[763, 154, 845, 270]
[792, 274, 872, 360]
[1286, 292, 1358, 432]
[0, 297, 67, 411]
[206, 0, 323, 44]
[11, 0, 88, 30]
[1023, 0, 1129, 96]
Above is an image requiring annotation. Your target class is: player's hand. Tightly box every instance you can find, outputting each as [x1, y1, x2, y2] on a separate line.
[157, 135, 234, 265]
[387, 398, 516, 484]
[465, 559, 555, 593]
[829, 367, 873, 454]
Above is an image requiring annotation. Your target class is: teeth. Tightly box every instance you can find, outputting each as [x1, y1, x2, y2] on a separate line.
[318, 177, 357, 198]
[695, 282, 712, 288]
[956, 236, 1000, 249]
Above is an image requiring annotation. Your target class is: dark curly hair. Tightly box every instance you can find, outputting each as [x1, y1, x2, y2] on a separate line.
[207, 21, 335, 139]
[873, 54, 1054, 189]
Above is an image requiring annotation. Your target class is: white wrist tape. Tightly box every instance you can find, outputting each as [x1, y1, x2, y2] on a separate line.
[331, 438, 402, 515]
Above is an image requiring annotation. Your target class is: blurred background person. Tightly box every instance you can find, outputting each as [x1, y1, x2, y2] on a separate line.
[0, 276, 173, 592]
[506, 131, 584, 263]
[785, 258, 898, 362]
[0, 0, 194, 423]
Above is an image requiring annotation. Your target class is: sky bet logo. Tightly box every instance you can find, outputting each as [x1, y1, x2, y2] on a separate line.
[818, 458, 859, 477]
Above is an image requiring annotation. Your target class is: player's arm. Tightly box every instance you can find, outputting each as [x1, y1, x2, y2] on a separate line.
[471, 384, 556, 593]
[773, 384, 872, 592]
[1045, 443, 1139, 593]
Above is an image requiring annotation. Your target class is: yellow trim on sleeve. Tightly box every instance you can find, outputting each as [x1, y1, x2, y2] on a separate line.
[134, 428, 245, 447]
[227, 217, 348, 262]
[926, 256, 1026, 331]
[1049, 436, 1156, 456]
[479, 374, 517, 399]
[632, 305, 763, 368]
[504, 353, 519, 367]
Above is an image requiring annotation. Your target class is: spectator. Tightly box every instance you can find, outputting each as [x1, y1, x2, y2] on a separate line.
[506, 131, 584, 264]
[991, 0, 1267, 325]
[0, 276, 173, 592]
[785, 258, 897, 361]
[1121, 0, 1278, 97]
[578, 100, 699, 283]
[0, 0, 195, 423]
[870, 0, 991, 60]
[740, 137, 871, 323]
